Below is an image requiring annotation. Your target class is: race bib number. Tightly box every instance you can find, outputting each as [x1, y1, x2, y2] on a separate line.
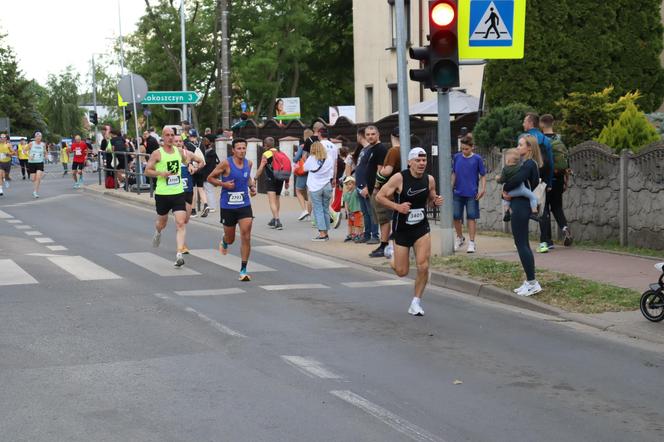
[167, 175, 180, 186]
[228, 192, 245, 205]
[75, 148, 82, 156]
[406, 208, 425, 225]
[182, 177, 189, 188]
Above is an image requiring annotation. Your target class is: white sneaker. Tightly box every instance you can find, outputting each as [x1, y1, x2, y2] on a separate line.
[517, 281, 542, 297]
[408, 300, 424, 316]
[174, 252, 185, 268]
[466, 240, 476, 253]
[152, 231, 161, 248]
[454, 236, 465, 251]
[384, 241, 394, 259]
[298, 210, 309, 221]
[513, 281, 528, 293]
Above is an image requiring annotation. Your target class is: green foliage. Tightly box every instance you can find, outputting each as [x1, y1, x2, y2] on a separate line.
[0, 34, 47, 136]
[556, 87, 640, 147]
[484, 0, 664, 114]
[472, 103, 533, 149]
[597, 101, 660, 153]
[41, 66, 84, 139]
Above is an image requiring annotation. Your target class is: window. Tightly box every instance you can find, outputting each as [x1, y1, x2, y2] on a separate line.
[365, 86, 374, 122]
[388, 83, 398, 113]
[388, 0, 411, 48]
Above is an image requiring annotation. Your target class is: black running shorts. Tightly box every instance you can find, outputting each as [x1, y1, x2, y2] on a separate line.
[27, 162, 44, 174]
[72, 161, 85, 171]
[184, 192, 193, 205]
[155, 193, 187, 216]
[392, 223, 430, 248]
[220, 205, 253, 227]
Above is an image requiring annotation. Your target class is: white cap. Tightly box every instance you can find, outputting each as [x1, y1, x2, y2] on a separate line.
[408, 147, 427, 160]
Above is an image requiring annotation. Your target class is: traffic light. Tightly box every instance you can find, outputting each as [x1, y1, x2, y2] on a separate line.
[124, 108, 132, 120]
[428, 0, 459, 89]
[89, 111, 98, 125]
[408, 46, 433, 89]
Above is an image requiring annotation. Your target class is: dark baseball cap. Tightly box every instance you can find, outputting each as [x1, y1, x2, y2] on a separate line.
[188, 129, 198, 137]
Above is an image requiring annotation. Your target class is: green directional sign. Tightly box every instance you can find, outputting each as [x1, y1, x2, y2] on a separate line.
[141, 91, 201, 105]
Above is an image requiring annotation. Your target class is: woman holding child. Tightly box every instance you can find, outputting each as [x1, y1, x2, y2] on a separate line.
[501, 134, 543, 296]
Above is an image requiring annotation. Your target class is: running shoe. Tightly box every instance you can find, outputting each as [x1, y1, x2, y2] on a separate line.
[384, 241, 394, 259]
[174, 252, 185, 268]
[219, 239, 229, 255]
[32, 191, 39, 199]
[454, 236, 465, 251]
[239, 269, 251, 281]
[466, 240, 476, 253]
[563, 226, 573, 247]
[408, 300, 424, 316]
[369, 247, 385, 258]
[190, 209, 198, 218]
[268, 218, 276, 228]
[513, 281, 528, 293]
[311, 235, 329, 242]
[516, 280, 542, 297]
[201, 205, 210, 218]
[298, 211, 309, 221]
[536, 242, 549, 253]
[275, 220, 283, 230]
[152, 231, 161, 248]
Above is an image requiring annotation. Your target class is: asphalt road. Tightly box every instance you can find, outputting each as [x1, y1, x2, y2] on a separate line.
[1, 167, 663, 442]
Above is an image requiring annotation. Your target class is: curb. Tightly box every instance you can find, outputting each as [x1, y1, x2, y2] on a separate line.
[84, 186, 662, 345]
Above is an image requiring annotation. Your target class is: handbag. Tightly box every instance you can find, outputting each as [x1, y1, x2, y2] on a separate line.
[294, 158, 306, 176]
[532, 179, 547, 216]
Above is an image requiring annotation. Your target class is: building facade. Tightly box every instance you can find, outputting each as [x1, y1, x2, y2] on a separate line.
[352, 0, 484, 123]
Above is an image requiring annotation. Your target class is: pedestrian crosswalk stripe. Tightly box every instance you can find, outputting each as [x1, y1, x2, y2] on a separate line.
[47, 256, 123, 281]
[117, 252, 201, 276]
[25, 231, 42, 236]
[46, 245, 68, 251]
[282, 356, 341, 379]
[35, 238, 54, 244]
[260, 284, 329, 291]
[342, 280, 411, 288]
[254, 245, 348, 269]
[6, 220, 22, 224]
[0, 259, 38, 286]
[0, 210, 13, 219]
[175, 288, 245, 297]
[189, 249, 275, 272]
[15, 225, 31, 230]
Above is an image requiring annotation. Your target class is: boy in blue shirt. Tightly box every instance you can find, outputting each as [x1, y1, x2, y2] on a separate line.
[451, 135, 486, 253]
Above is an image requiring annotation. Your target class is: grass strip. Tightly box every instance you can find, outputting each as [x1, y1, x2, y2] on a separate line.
[431, 256, 641, 314]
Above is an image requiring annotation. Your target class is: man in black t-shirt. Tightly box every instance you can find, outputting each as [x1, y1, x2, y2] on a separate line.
[363, 126, 389, 254]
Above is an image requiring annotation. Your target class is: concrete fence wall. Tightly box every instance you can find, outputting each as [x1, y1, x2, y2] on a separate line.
[475, 141, 664, 250]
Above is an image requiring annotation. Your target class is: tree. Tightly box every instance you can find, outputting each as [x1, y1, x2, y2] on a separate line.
[472, 103, 534, 150]
[0, 34, 47, 136]
[42, 66, 85, 139]
[597, 101, 660, 153]
[484, 0, 664, 113]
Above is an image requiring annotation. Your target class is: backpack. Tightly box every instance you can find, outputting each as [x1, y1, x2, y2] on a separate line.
[551, 136, 569, 172]
[270, 149, 292, 180]
[105, 174, 116, 189]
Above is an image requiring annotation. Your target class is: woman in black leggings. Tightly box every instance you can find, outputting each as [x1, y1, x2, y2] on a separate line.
[503, 134, 543, 296]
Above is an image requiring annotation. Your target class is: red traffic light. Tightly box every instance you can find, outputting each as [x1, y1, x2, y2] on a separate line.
[431, 1, 456, 27]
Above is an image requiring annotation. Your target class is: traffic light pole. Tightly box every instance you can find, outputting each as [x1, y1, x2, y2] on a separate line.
[437, 88, 455, 256]
[395, 0, 411, 167]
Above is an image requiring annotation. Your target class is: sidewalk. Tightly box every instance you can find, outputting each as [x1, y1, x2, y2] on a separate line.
[84, 184, 664, 344]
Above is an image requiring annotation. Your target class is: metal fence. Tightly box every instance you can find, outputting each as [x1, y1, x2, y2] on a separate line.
[97, 150, 154, 197]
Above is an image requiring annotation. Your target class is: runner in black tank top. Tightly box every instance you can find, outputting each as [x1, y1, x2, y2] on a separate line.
[376, 148, 443, 316]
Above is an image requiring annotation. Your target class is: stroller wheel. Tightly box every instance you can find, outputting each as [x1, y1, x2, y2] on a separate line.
[640, 290, 664, 322]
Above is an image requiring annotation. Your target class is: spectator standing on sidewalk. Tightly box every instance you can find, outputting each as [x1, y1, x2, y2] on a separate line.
[256, 137, 288, 230]
[202, 134, 220, 213]
[353, 127, 378, 243]
[540, 114, 573, 247]
[521, 112, 554, 253]
[502, 135, 543, 296]
[184, 129, 209, 217]
[366, 127, 389, 253]
[304, 141, 334, 241]
[451, 135, 486, 253]
[294, 129, 314, 221]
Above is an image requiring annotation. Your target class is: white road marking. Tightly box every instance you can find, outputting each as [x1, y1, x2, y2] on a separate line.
[0, 259, 38, 286]
[260, 284, 329, 291]
[117, 252, 200, 276]
[342, 280, 412, 288]
[281, 356, 341, 379]
[46, 245, 68, 251]
[24, 231, 42, 236]
[15, 225, 31, 230]
[189, 248, 274, 272]
[34, 238, 54, 244]
[6, 219, 22, 224]
[330, 390, 446, 442]
[0, 210, 13, 219]
[175, 288, 245, 297]
[47, 256, 122, 281]
[26, 253, 60, 257]
[253, 245, 348, 269]
[184, 307, 247, 338]
[153, 293, 172, 301]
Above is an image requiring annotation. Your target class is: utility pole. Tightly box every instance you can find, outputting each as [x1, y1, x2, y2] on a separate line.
[117, 1, 128, 135]
[437, 90, 454, 256]
[180, 0, 188, 123]
[219, 0, 231, 130]
[395, 0, 411, 168]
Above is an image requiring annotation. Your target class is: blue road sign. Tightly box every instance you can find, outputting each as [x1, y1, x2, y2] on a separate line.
[469, 1, 514, 47]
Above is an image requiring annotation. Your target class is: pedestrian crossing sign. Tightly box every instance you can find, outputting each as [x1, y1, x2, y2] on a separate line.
[458, 0, 526, 59]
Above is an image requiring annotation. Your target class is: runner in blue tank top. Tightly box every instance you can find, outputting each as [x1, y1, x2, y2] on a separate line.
[207, 138, 257, 281]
